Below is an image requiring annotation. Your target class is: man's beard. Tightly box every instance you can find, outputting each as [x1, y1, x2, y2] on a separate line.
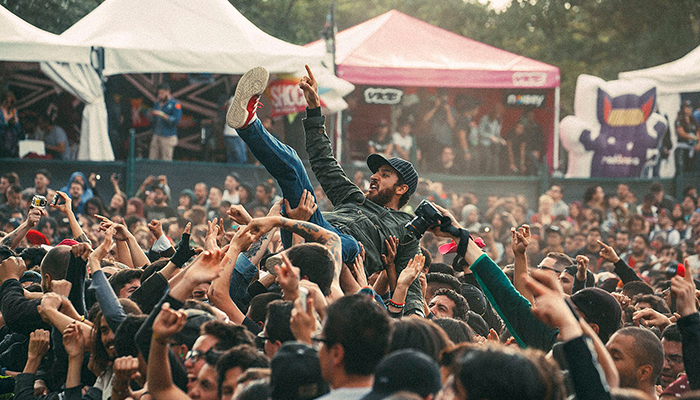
[366, 186, 394, 207]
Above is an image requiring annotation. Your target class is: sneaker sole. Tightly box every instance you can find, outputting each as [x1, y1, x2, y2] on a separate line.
[226, 67, 270, 129]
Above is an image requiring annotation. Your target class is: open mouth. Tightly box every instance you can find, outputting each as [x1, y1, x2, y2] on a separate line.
[369, 182, 379, 192]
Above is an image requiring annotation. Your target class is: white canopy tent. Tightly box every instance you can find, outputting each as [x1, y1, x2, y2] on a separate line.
[619, 45, 700, 176]
[58, 0, 351, 160]
[0, 6, 89, 63]
[61, 0, 325, 76]
[0, 6, 111, 161]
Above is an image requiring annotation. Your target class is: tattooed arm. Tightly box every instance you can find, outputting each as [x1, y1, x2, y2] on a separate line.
[1, 207, 43, 249]
[242, 216, 343, 300]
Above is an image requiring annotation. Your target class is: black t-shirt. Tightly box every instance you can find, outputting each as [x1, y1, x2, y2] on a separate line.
[675, 116, 698, 144]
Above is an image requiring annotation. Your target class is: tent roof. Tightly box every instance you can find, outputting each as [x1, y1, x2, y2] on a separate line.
[306, 10, 560, 89]
[619, 45, 700, 94]
[61, 0, 322, 76]
[0, 6, 91, 64]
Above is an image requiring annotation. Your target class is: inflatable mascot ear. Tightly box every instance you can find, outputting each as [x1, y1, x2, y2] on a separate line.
[560, 74, 667, 178]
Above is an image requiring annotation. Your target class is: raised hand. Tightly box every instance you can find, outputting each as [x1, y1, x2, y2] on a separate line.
[113, 356, 141, 395]
[275, 253, 300, 300]
[204, 218, 220, 251]
[671, 260, 698, 317]
[62, 321, 86, 357]
[511, 225, 530, 255]
[148, 219, 164, 240]
[575, 255, 589, 282]
[182, 249, 225, 284]
[597, 240, 620, 263]
[50, 191, 72, 215]
[381, 236, 399, 269]
[71, 242, 92, 260]
[267, 199, 283, 217]
[397, 253, 425, 288]
[0, 255, 26, 283]
[290, 291, 316, 344]
[632, 308, 671, 330]
[27, 329, 51, 360]
[38, 292, 63, 313]
[152, 302, 187, 340]
[350, 243, 368, 287]
[90, 225, 115, 263]
[229, 225, 255, 253]
[284, 190, 317, 221]
[299, 65, 320, 108]
[26, 207, 44, 228]
[241, 217, 278, 242]
[525, 269, 583, 341]
[227, 204, 252, 225]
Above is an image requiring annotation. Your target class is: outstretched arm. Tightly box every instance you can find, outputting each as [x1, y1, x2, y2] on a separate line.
[0, 207, 43, 249]
[243, 215, 343, 299]
[300, 65, 364, 206]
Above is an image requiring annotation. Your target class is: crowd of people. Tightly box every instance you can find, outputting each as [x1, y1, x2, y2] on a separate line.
[0, 66, 698, 400]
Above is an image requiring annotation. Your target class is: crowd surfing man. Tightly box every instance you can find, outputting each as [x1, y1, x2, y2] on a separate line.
[226, 65, 424, 315]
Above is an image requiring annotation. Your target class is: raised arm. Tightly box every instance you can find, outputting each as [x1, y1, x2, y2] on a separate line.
[300, 65, 364, 206]
[208, 228, 256, 324]
[512, 225, 534, 304]
[148, 303, 191, 400]
[50, 191, 91, 246]
[0, 207, 43, 249]
[243, 216, 343, 299]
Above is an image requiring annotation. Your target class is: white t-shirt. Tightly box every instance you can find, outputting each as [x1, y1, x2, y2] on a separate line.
[392, 132, 413, 157]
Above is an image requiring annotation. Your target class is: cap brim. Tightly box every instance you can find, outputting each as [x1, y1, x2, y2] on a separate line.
[367, 153, 391, 174]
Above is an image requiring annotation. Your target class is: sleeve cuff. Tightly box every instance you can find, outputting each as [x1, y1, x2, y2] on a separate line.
[151, 234, 171, 252]
[306, 107, 322, 118]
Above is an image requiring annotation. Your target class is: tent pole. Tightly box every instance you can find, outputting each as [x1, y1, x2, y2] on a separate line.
[553, 86, 561, 174]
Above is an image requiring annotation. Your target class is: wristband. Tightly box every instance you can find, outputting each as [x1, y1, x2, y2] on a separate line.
[152, 333, 168, 345]
[388, 300, 405, 309]
[0, 367, 6, 376]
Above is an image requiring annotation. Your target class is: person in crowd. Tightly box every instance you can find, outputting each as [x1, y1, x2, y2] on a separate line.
[194, 182, 209, 207]
[548, 185, 569, 219]
[39, 115, 71, 160]
[476, 104, 505, 175]
[149, 82, 183, 161]
[0, 90, 21, 158]
[421, 89, 456, 171]
[391, 120, 416, 162]
[368, 120, 393, 158]
[223, 93, 249, 164]
[454, 94, 480, 170]
[222, 172, 241, 205]
[674, 99, 700, 173]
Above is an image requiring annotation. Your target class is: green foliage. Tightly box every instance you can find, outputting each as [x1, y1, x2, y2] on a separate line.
[5, 0, 700, 115]
[1, 0, 101, 34]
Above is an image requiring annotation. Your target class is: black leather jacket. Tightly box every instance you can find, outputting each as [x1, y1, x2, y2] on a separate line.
[304, 109, 423, 315]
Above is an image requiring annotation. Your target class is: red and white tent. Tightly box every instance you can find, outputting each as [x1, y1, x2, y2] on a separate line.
[306, 10, 560, 89]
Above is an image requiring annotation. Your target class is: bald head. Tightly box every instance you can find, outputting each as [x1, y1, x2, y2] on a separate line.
[40, 245, 71, 292]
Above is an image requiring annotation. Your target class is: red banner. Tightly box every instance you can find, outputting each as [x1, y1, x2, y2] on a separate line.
[267, 79, 306, 118]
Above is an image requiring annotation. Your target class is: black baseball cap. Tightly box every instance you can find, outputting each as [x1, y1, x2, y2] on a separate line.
[271, 342, 329, 400]
[571, 288, 622, 342]
[360, 349, 442, 400]
[367, 154, 419, 196]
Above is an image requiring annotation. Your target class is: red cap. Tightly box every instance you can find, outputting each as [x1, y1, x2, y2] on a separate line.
[26, 230, 49, 246]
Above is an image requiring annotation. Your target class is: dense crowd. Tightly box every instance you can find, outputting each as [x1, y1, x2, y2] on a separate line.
[0, 65, 699, 400]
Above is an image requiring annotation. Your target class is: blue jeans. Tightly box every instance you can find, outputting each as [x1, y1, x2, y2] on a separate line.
[237, 119, 360, 263]
[225, 135, 248, 163]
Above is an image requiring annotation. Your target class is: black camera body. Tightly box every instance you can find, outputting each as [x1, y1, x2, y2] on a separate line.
[406, 200, 454, 238]
[29, 195, 47, 209]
